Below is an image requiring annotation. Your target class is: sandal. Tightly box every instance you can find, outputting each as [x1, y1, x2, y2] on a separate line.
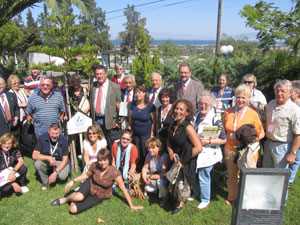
[40, 184, 48, 191]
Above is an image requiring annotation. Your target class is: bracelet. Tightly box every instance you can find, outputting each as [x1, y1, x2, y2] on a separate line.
[71, 179, 75, 183]
[54, 169, 59, 174]
[12, 168, 17, 172]
[209, 138, 212, 145]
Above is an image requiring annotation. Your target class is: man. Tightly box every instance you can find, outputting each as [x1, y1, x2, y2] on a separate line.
[24, 69, 41, 97]
[0, 77, 20, 137]
[263, 80, 300, 170]
[174, 63, 204, 108]
[147, 72, 163, 108]
[26, 75, 65, 139]
[32, 123, 70, 191]
[89, 64, 121, 136]
[121, 74, 136, 103]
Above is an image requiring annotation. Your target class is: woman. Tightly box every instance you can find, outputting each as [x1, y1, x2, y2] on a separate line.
[111, 64, 125, 90]
[242, 74, 267, 108]
[51, 149, 144, 213]
[83, 125, 107, 172]
[111, 129, 138, 183]
[0, 133, 29, 195]
[68, 74, 90, 116]
[191, 91, 226, 209]
[128, 85, 156, 170]
[223, 84, 265, 206]
[167, 99, 202, 214]
[211, 73, 234, 111]
[7, 75, 28, 122]
[142, 137, 169, 199]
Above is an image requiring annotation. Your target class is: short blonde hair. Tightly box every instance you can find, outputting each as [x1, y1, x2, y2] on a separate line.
[85, 125, 105, 141]
[146, 137, 162, 155]
[70, 74, 82, 86]
[0, 133, 18, 149]
[7, 75, 20, 88]
[235, 84, 252, 103]
[115, 64, 123, 70]
[243, 74, 257, 87]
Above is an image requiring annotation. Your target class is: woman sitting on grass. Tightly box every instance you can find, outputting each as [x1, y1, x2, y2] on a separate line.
[83, 125, 107, 173]
[142, 138, 169, 200]
[0, 133, 29, 196]
[51, 149, 144, 214]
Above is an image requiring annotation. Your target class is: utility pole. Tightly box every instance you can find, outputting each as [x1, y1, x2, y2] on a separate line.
[216, 0, 223, 56]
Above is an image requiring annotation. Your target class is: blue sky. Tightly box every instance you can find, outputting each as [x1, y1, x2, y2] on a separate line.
[26, 0, 292, 40]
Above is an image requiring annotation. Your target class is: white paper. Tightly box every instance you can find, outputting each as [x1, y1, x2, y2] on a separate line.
[119, 102, 130, 117]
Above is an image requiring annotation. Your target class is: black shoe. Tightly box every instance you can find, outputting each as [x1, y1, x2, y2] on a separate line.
[51, 198, 61, 206]
[172, 206, 183, 214]
[160, 196, 168, 208]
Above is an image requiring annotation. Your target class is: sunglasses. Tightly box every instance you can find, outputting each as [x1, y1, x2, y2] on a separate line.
[244, 81, 254, 84]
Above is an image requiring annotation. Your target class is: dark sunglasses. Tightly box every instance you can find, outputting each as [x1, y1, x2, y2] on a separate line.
[244, 81, 254, 84]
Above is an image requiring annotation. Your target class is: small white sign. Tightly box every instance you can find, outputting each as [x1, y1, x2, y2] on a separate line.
[67, 112, 92, 135]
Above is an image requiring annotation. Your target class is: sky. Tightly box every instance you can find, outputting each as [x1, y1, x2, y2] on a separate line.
[25, 0, 292, 40]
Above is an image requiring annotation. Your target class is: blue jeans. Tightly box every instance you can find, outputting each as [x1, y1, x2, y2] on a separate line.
[194, 166, 213, 203]
[288, 150, 300, 183]
[95, 116, 107, 137]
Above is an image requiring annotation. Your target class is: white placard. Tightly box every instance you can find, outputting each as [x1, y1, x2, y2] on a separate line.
[119, 102, 130, 117]
[67, 112, 93, 135]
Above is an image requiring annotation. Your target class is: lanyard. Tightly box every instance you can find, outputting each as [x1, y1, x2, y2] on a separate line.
[233, 106, 248, 132]
[2, 151, 10, 168]
[50, 142, 59, 157]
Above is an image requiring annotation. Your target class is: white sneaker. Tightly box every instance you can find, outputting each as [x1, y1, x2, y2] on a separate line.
[198, 201, 210, 209]
[21, 186, 29, 193]
[188, 195, 196, 201]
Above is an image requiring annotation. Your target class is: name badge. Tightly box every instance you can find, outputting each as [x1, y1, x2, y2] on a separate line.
[267, 124, 274, 133]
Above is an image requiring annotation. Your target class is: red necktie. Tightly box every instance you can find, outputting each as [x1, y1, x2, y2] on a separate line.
[1, 95, 11, 123]
[182, 84, 186, 95]
[95, 85, 102, 114]
[126, 92, 130, 103]
[151, 90, 156, 103]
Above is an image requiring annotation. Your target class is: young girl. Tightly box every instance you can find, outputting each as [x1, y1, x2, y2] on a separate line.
[142, 138, 169, 199]
[83, 125, 107, 173]
[0, 133, 29, 195]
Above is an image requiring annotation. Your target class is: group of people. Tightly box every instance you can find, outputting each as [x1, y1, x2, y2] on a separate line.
[1, 62, 300, 216]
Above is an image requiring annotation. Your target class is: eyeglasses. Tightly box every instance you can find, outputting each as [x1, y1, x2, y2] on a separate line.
[88, 132, 97, 135]
[244, 81, 254, 84]
[41, 84, 51, 87]
[275, 89, 289, 94]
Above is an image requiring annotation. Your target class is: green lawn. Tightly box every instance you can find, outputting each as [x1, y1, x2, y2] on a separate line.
[1, 155, 300, 225]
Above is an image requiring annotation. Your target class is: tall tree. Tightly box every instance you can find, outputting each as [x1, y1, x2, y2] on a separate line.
[77, 0, 113, 50]
[118, 5, 151, 56]
[240, 0, 300, 54]
[132, 22, 161, 86]
[0, 0, 92, 27]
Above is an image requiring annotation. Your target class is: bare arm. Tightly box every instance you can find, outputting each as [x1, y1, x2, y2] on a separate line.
[186, 124, 203, 157]
[8, 156, 24, 182]
[24, 89, 31, 97]
[150, 111, 156, 137]
[115, 175, 144, 210]
[83, 149, 90, 169]
[286, 134, 300, 164]
[141, 157, 150, 184]
[32, 150, 54, 163]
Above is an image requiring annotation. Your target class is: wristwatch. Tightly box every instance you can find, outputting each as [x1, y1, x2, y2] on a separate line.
[291, 150, 297, 155]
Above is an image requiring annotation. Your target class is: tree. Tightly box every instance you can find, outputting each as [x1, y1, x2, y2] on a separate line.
[77, 0, 113, 50]
[0, 0, 92, 27]
[158, 40, 180, 59]
[240, 0, 300, 54]
[118, 5, 151, 56]
[132, 22, 161, 86]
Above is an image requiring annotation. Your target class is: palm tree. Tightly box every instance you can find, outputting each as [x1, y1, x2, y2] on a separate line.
[0, 0, 92, 27]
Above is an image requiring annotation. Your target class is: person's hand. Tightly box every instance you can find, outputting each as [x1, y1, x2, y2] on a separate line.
[63, 115, 68, 121]
[176, 160, 183, 168]
[12, 117, 18, 127]
[48, 157, 56, 166]
[144, 175, 151, 185]
[48, 172, 57, 184]
[200, 137, 210, 146]
[172, 153, 179, 162]
[8, 171, 16, 182]
[65, 180, 74, 192]
[127, 174, 132, 182]
[286, 152, 297, 164]
[11, 182, 21, 192]
[130, 205, 144, 211]
[114, 123, 120, 129]
[116, 102, 120, 110]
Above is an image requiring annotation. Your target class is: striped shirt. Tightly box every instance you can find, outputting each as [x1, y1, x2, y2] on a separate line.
[24, 76, 40, 95]
[25, 90, 65, 137]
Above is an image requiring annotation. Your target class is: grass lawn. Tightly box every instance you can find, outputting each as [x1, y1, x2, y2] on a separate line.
[1, 155, 300, 225]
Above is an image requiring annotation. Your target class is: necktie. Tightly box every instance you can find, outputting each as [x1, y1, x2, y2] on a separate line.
[126, 92, 130, 103]
[182, 84, 186, 95]
[96, 85, 103, 114]
[151, 90, 156, 103]
[1, 95, 11, 123]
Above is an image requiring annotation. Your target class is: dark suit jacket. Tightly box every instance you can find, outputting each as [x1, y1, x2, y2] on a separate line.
[0, 92, 20, 136]
[146, 87, 162, 109]
[90, 80, 121, 130]
[174, 79, 204, 108]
